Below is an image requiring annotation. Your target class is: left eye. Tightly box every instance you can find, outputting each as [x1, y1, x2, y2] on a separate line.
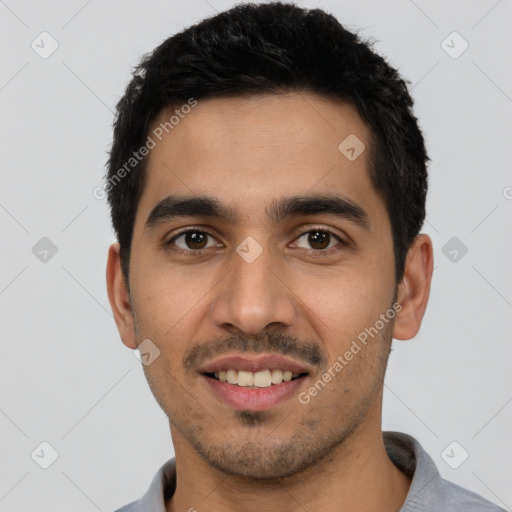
[170, 230, 220, 250]
[294, 230, 341, 250]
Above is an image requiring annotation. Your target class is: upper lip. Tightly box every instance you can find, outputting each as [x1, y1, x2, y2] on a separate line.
[197, 353, 311, 374]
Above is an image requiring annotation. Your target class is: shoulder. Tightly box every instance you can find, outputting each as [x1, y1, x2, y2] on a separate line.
[383, 432, 506, 512]
[113, 500, 138, 512]
[434, 476, 507, 511]
[112, 458, 177, 512]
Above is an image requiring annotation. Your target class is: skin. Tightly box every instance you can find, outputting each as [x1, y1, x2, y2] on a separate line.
[106, 93, 433, 512]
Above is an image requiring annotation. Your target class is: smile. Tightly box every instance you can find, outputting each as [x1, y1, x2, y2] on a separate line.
[206, 369, 305, 388]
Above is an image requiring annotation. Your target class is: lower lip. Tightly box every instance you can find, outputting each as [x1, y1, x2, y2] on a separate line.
[201, 374, 307, 411]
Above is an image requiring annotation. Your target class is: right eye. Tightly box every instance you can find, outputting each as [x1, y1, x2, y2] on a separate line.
[167, 229, 221, 252]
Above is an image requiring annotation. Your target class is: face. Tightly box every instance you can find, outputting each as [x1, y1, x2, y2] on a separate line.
[115, 93, 402, 479]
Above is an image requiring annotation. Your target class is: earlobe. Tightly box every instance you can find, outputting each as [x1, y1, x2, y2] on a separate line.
[106, 242, 138, 349]
[392, 234, 434, 341]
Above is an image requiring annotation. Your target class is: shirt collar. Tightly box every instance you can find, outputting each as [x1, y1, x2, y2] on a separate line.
[384, 431, 441, 511]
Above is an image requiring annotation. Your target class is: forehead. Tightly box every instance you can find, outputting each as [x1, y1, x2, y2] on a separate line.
[133, 93, 384, 231]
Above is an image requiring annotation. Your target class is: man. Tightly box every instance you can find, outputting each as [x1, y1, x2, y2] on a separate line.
[105, 3, 505, 511]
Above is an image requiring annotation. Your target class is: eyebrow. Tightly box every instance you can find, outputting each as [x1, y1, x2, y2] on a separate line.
[144, 193, 370, 231]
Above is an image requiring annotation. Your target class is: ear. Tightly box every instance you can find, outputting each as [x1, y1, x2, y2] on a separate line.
[106, 242, 137, 349]
[392, 234, 434, 340]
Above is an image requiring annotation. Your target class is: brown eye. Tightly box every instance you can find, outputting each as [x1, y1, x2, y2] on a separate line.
[308, 231, 330, 249]
[185, 231, 208, 249]
[169, 230, 218, 251]
[294, 230, 341, 250]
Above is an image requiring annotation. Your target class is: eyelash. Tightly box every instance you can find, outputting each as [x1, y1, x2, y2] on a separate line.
[165, 227, 347, 254]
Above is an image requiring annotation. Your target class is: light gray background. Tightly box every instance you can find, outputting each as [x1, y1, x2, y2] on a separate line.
[1, 0, 511, 510]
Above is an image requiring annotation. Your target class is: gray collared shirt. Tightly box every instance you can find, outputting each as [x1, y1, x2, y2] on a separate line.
[114, 431, 506, 511]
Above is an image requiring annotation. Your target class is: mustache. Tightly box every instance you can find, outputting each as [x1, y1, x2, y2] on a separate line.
[183, 332, 326, 371]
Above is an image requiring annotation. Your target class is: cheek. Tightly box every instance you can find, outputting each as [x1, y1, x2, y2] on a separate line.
[130, 261, 207, 334]
[292, 261, 395, 341]
[129, 268, 216, 390]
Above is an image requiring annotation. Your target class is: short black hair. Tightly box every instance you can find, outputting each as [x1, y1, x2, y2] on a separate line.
[106, 1, 428, 284]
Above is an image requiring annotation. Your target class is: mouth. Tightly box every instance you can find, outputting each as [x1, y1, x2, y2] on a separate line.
[197, 354, 311, 411]
[203, 369, 308, 388]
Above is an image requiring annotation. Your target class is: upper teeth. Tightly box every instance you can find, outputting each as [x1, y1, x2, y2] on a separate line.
[213, 369, 300, 387]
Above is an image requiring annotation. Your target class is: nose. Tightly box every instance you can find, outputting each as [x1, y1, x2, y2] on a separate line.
[210, 247, 296, 336]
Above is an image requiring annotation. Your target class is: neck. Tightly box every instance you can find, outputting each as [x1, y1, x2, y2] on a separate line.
[166, 406, 411, 512]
